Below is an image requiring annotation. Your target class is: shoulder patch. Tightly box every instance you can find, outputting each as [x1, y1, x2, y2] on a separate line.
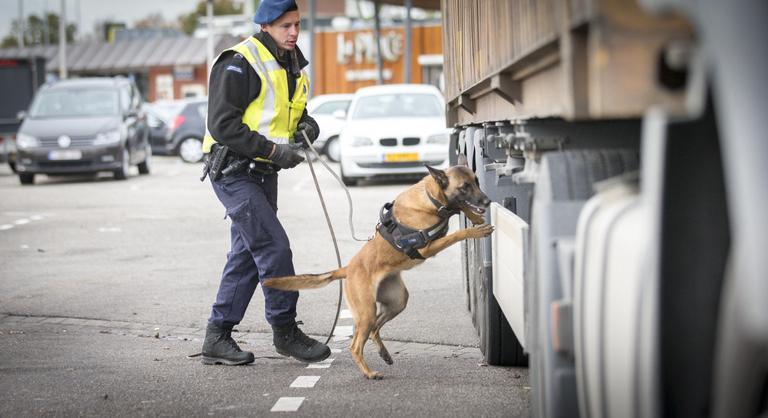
[225, 65, 243, 74]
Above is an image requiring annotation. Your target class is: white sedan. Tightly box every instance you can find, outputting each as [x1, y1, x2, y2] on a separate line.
[338, 84, 449, 186]
[306, 93, 353, 162]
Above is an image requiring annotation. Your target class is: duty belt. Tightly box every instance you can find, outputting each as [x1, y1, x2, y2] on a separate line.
[203, 144, 278, 181]
[376, 192, 460, 260]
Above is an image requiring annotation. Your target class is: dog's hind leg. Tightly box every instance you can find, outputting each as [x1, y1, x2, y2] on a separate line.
[345, 272, 381, 379]
[371, 273, 409, 365]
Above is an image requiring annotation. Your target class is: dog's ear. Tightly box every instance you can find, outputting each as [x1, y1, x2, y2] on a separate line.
[456, 153, 468, 167]
[426, 165, 449, 189]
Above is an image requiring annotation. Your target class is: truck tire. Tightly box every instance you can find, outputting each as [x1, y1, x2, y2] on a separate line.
[481, 284, 528, 366]
[464, 124, 528, 367]
[529, 149, 638, 418]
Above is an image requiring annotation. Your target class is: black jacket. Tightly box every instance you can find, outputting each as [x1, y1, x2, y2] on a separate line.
[206, 32, 318, 160]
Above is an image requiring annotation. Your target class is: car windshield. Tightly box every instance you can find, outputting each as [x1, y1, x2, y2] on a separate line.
[351, 93, 443, 120]
[149, 102, 186, 121]
[311, 100, 350, 115]
[29, 88, 119, 118]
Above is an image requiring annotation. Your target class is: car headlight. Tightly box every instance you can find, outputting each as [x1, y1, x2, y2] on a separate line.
[426, 133, 449, 145]
[351, 136, 373, 147]
[16, 133, 39, 149]
[93, 130, 122, 146]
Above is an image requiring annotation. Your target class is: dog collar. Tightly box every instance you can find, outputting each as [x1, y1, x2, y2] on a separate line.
[425, 189, 460, 219]
[377, 198, 455, 260]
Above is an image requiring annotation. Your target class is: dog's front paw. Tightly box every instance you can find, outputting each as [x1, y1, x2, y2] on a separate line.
[366, 371, 384, 380]
[467, 224, 494, 239]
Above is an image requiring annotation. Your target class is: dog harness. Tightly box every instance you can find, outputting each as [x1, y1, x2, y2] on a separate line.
[377, 191, 460, 259]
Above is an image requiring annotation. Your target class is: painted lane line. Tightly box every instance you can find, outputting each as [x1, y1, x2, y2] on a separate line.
[98, 227, 122, 233]
[0, 224, 13, 231]
[331, 348, 342, 354]
[14, 219, 30, 225]
[307, 358, 334, 369]
[271, 397, 305, 412]
[290, 376, 321, 388]
[339, 309, 353, 319]
[334, 325, 353, 336]
[333, 325, 353, 341]
[29, 215, 43, 221]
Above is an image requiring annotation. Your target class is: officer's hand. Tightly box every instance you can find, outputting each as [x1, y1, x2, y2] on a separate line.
[293, 121, 317, 149]
[270, 143, 305, 169]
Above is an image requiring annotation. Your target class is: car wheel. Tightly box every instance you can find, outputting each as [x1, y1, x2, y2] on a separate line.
[178, 137, 203, 163]
[113, 147, 130, 180]
[18, 173, 34, 185]
[340, 163, 357, 187]
[138, 144, 152, 175]
[325, 136, 341, 162]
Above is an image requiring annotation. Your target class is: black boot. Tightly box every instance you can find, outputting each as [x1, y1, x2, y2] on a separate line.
[273, 321, 331, 363]
[201, 323, 255, 366]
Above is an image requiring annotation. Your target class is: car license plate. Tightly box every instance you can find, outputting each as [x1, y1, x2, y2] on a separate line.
[384, 152, 419, 162]
[48, 150, 82, 160]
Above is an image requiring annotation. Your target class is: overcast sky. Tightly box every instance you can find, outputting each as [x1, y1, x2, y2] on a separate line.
[0, 0, 202, 39]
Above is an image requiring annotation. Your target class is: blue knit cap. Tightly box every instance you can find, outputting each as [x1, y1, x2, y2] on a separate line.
[253, 0, 298, 25]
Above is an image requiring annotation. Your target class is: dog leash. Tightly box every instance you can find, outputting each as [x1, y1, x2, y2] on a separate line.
[300, 130, 371, 345]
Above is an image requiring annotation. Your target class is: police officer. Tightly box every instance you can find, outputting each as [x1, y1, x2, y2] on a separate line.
[200, 0, 330, 366]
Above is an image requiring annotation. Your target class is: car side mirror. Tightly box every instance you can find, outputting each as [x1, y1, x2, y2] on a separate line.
[332, 109, 347, 120]
[16, 110, 27, 121]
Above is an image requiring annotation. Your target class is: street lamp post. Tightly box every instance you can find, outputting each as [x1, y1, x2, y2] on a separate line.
[59, 0, 67, 79]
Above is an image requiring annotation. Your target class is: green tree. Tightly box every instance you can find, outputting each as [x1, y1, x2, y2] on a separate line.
[178, 0, 244, 35]
[0, 13, 77, 48]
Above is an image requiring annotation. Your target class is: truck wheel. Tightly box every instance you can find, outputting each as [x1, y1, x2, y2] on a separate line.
[19, 173, 34, 185]
[464, 127, 528, 367]
[481, 285, 529, 366]
[529, 150, 638, 418]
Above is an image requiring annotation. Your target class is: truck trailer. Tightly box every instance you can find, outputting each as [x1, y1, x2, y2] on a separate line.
[440, 0, 767, 417]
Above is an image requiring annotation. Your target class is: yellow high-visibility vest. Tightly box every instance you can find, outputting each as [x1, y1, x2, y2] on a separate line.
[202, 37, 309, 161]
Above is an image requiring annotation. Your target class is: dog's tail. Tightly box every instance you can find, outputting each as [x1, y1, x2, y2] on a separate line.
[262, 266, 347, 291]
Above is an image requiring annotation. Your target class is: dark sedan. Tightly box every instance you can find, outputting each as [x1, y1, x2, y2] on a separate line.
[145, 98, 207, 163]
[14, 77, 151, 185]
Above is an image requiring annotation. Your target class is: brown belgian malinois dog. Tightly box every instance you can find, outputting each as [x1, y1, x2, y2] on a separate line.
[263, 158, 494, 379]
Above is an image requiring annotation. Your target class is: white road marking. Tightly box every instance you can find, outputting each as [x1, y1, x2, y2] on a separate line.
[339, 309, 353, 319]
[130, 185, 140, 191]
[289, 376, 321, 388]
[0, 224, 13, 230]
[98, 227, 122, 233]
[332, 325, 353, 341]
[29, 215, 43, 221]
[307, 358, 334, 369]
[271, 397, 305, 412]
[331, 348, 342, 354]
[20, 245, 29, 249]
[14, 219, 30, 225]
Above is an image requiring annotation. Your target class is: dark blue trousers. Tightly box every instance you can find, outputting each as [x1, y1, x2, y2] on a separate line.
[208, 171, 298, 328]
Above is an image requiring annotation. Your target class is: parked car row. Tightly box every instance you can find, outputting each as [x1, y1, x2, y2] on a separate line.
[9, 75, 449, 186]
